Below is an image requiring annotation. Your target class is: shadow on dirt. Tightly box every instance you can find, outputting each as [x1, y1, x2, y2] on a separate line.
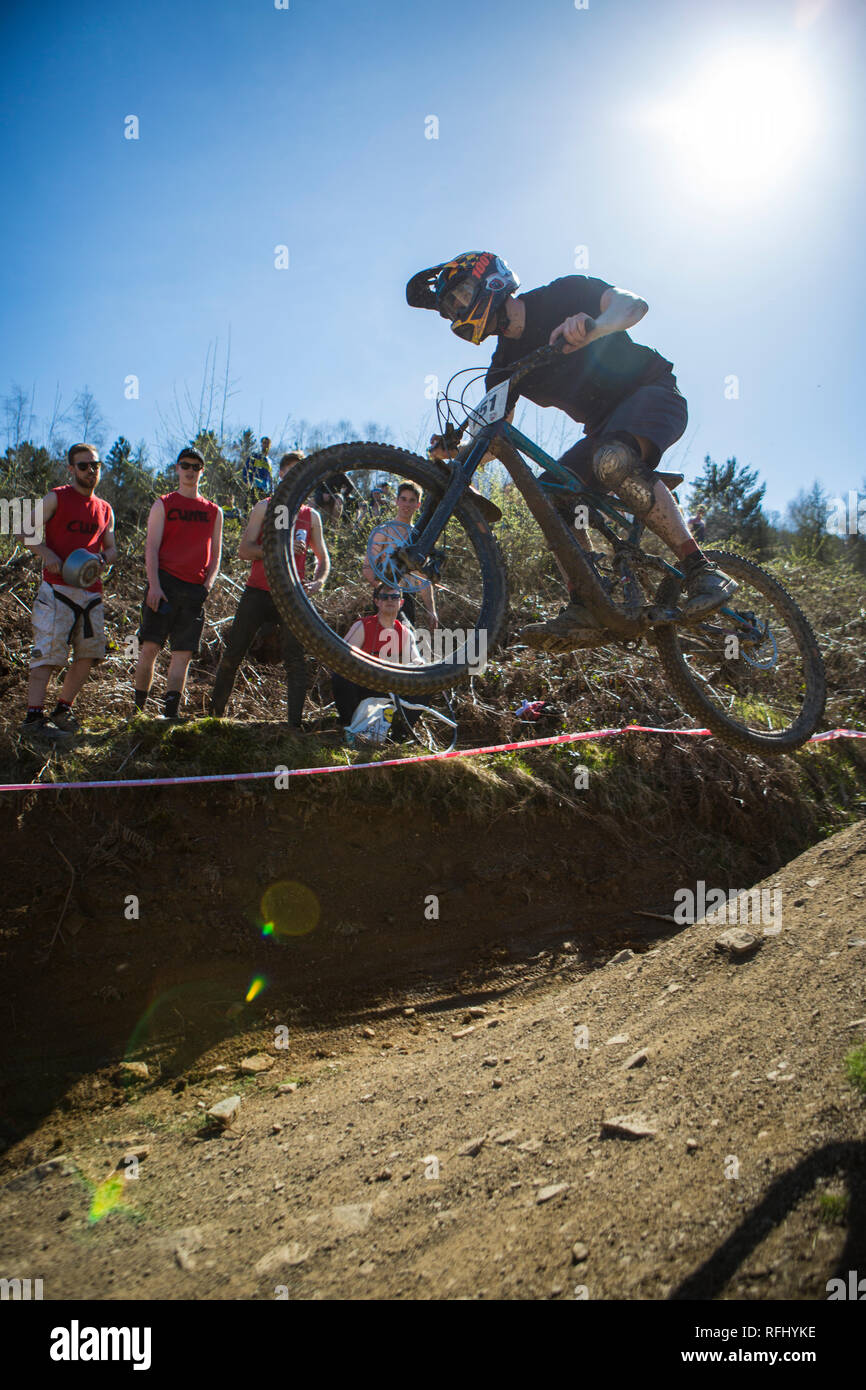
[671, 1140, 866, 1299]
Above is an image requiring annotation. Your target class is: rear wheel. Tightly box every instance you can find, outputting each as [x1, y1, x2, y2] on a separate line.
[652, 550, 826, 754]
[262, 442, 507, 697]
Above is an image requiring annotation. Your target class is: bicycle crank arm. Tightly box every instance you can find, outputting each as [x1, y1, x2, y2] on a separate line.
[491, 438, 642, 639]
[643, 604, 682, 626]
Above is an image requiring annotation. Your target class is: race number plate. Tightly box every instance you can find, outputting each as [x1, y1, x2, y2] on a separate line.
[464, 380, 510, 439]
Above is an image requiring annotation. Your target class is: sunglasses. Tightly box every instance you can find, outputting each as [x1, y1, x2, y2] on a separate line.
[74, 461, 100, 471]
[376, 592, 401, 601]
[179, 461, 203, 471]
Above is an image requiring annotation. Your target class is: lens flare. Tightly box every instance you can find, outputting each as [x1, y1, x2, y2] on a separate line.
[260, 881, 320, 939]
[87, 1172, 130, 1225]
[245, 974, 267, 1003]
[124, 981, 225, 1059]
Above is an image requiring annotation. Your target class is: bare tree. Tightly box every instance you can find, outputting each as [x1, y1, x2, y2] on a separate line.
[2, 382, 37, 449]
[155, 338, 239, 463]
[46, 382, 68, 454]
[69, 386, 106, 448]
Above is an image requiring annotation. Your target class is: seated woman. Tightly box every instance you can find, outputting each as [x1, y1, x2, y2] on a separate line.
[330, 583, 424, 733]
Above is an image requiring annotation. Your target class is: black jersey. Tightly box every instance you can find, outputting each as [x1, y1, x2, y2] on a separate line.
[486, 275, 674, 430]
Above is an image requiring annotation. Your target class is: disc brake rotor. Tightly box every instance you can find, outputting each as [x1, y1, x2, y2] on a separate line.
[366, 522, 428, 594]
[739, 619, 778, 670]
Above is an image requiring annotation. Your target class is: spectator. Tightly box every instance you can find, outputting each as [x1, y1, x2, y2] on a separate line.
[209, 453, 330, 727]
[17, 443, 116, 735]
[133, 447, 223, 719]
[331, 583, 423, 731]
[369, 482, 394, 516]
[688, 506, 706, 542]
[242, 436, 274, 505]
[313, 470, 353, 522]
[275, 447, 306, 480]
[362, 481, 439, 629]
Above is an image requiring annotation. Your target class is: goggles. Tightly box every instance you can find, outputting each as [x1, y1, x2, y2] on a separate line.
[438, 277, 478, 321]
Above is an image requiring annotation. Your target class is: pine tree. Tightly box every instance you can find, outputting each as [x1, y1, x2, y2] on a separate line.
[786, 480, 833, 562]
[689, 456, 769, 552]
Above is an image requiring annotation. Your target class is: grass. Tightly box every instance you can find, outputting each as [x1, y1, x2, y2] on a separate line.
[2, 533, 864, 879]
[4, 701, 865, 888]
[843, 1042, 866, 1095]
[817, 1191, 849, 1225]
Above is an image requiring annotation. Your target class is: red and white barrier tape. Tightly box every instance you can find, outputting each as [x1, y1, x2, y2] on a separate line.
[1, 726, 863, 794]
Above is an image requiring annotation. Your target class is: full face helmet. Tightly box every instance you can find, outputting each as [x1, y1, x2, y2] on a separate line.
[406, 252, 519, 343]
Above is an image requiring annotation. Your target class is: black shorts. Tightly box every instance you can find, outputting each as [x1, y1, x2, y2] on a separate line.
[551, 373, 688, 487]
[138, 569, 208, 654]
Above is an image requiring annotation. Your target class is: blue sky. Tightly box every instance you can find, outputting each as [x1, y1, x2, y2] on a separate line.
[1, 0, 863, 514]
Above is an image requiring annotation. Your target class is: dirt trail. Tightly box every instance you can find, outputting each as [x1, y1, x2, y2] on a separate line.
[1, 803, 864, 1301]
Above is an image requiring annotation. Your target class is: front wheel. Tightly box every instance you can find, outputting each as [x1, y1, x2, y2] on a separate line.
[262, 442, 508, 698]
[652, 550, 826, 754]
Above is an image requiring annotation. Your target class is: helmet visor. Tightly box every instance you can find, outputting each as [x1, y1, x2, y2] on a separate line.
[439, 277, 478, 321]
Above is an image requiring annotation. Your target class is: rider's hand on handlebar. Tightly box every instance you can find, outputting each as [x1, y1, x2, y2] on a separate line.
[550, 314, 597, 353]
[428, 425, 463, 461]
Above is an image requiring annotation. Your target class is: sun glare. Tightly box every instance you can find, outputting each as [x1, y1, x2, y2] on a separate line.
[647, 48, 816, 204]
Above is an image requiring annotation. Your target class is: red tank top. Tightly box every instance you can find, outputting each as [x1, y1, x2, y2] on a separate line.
[248, 504, 313, 591]
[158, 491, 219, 584]
[44, 486, 112, 592]
[360, 614, 409, 661]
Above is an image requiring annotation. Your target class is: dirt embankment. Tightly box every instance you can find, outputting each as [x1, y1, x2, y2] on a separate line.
[1, 773, 864, 1301]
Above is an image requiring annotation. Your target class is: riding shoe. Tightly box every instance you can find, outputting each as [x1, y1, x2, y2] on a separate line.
[682, 561, 738, 618]
[520, 599, 606, 653]
[48, 704, 81, 734]
[522, 559, 737, 651]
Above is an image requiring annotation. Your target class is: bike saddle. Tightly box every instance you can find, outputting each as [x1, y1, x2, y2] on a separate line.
[656, 471, 684, 490]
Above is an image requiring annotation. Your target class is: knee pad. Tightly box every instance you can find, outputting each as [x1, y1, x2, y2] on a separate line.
[592, 434, 656, 518]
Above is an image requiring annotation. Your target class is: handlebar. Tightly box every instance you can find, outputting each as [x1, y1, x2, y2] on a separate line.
[430, 317, 597, 454]
[506, 317, 596, 402]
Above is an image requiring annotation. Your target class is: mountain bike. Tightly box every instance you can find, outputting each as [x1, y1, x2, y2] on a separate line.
[262, 341, 826, 754]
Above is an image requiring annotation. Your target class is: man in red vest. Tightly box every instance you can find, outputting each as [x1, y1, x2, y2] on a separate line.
[133, 447, 223, 719]
[18, 442, 116, 736]
[331, 584, 423, 730]
[209, 451, 330, 726]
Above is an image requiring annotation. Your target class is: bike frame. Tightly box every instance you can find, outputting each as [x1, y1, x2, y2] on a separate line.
[400, 413, 751, 644]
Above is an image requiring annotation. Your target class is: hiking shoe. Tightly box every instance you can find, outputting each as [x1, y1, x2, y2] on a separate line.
[19, 711, 49, 735]
[683, 563, 739, 619]
[48, 704, 81, 734]
[520, 599, 606, 653]
[19, 712, 72, 743]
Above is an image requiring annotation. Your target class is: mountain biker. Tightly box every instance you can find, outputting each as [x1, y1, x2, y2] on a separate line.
[406, 252, 737, 650]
